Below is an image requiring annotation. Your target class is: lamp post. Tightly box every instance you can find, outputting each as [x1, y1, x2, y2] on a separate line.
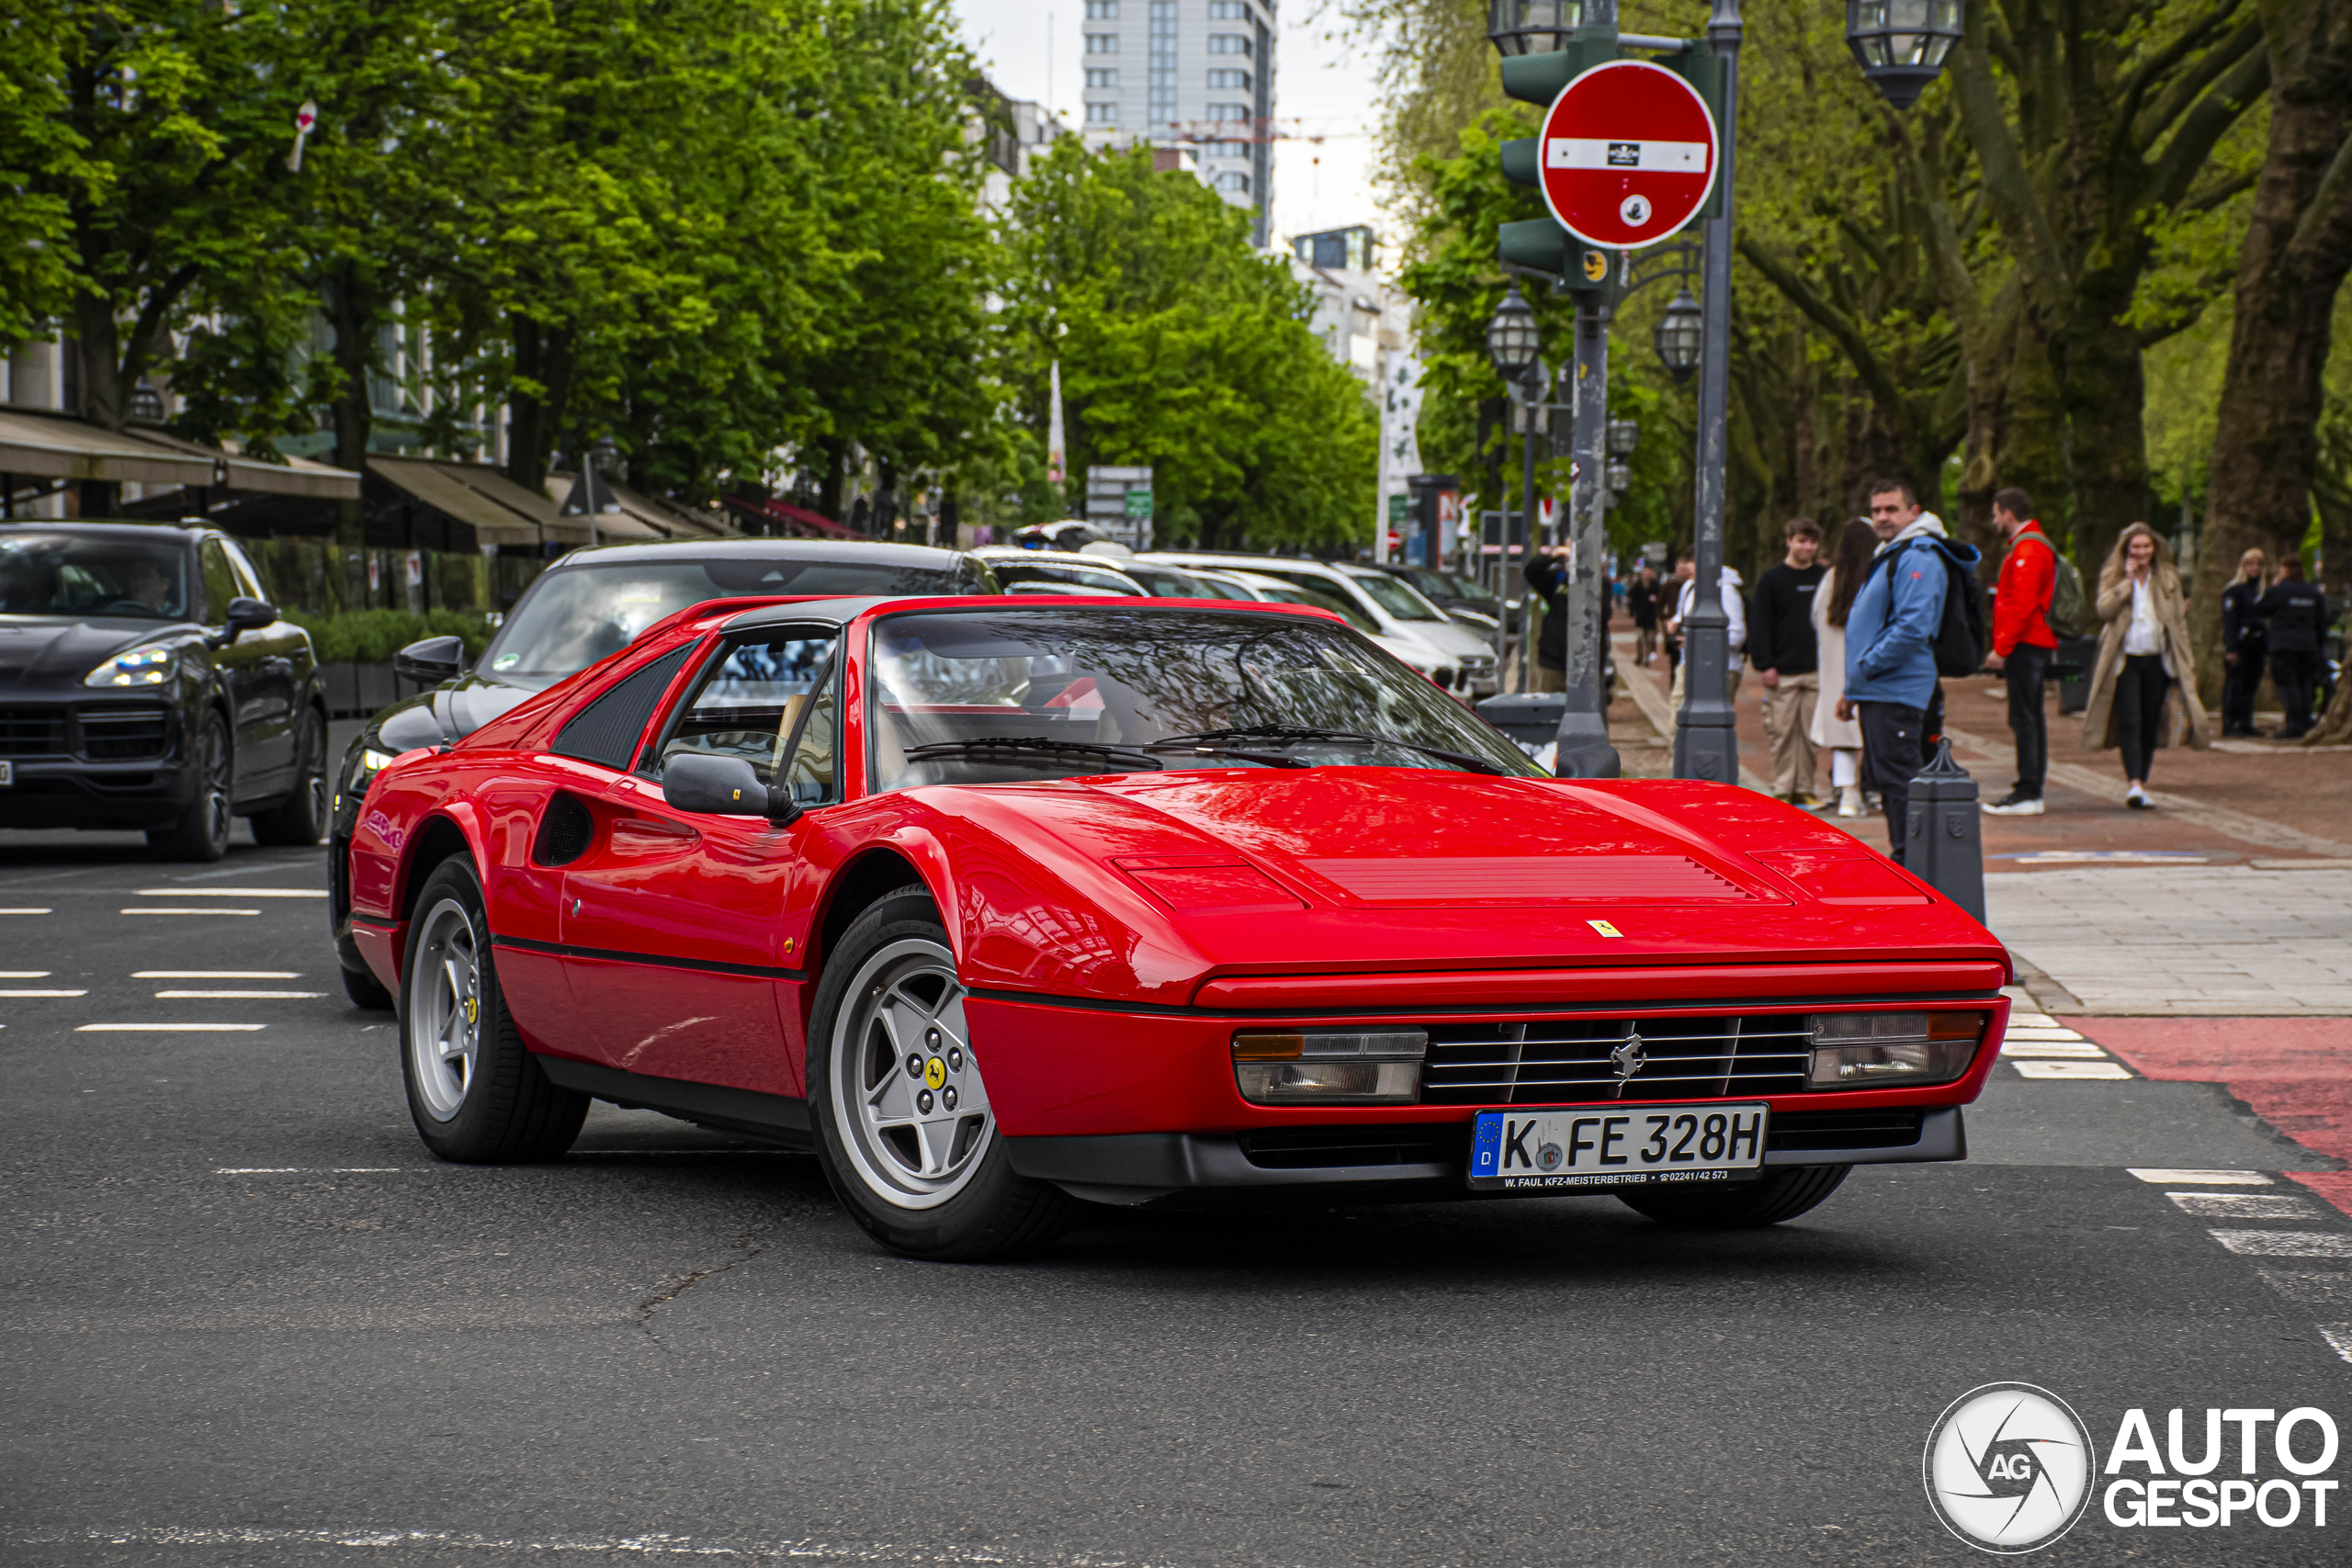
[1486, 285, 1546, 695]
[1654, 288, 1703, 382]
[1486, 0, 1581, 56]
[1844, 0, 1964, 109]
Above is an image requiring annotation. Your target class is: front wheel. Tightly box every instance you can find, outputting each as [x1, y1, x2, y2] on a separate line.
[1617, 1165, 1851, 1228]
[400, 856, 586, 1162]
[808, 886, 1074, 1261]
[150, 711, 233, 862]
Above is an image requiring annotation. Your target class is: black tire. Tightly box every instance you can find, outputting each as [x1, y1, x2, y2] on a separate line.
[149, 710, 233, 862]
[251, 707, 331, 846]
[342, 961, 394, 1010]
[1617, 1164, 1851, 1228]
[808, 886, 1075, 1261]
[399, 856, 586, 1162]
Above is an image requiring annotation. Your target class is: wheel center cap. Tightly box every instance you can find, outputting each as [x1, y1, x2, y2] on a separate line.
[922, 1056, 946, 1090]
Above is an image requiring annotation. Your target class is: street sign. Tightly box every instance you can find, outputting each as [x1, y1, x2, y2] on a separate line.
[1537, 60, 1719, 250]
[1085, 464, 1152, 548]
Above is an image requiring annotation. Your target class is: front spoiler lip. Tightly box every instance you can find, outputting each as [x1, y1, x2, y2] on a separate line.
[1007, 1106, 1965, 1207]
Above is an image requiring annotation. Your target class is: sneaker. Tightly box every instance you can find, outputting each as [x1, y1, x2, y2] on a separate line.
[1789, 793, 1831, 810]
[1983, 794, 2045, 816]
[2125, 786, 2154, 810]
[1835, 785, 1864, 818]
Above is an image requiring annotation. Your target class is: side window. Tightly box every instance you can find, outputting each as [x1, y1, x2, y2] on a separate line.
[650, 631, 839, 796]
[198, 541, 238, 624]
[776, 660, 840, 807]
[550, 645, 695, 771]
[221, 539, 270, 604]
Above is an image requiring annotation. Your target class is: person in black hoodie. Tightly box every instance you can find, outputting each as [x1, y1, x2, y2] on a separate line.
[2219, 547, 2267, 736]
[2257, 554, 2328, 738]
[1523, 545, 1570, 693]
[1748, 516, 1826, 806]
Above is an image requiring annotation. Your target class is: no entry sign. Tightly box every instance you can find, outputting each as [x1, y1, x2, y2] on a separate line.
[1538, 59, 1719, 250]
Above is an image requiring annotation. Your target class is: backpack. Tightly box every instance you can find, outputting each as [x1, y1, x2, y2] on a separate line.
[2047, 550, 2089, 640]
[1876, 539, 1987, 677]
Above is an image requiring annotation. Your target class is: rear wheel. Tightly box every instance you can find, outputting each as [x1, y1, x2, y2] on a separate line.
[400, 857, 586, 1162]
[809, 887, 1075, 1261]
[150, 711, 232, 862]
[251, 708, 330, 845]
[1617, 1165, 1851, 1228]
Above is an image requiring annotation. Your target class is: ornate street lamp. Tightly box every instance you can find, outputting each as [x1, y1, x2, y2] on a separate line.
[1845, 0, 1963, 109]
[1485, 285, 1543, 385]
[1486, 0, 1582, 57]
[1605, 458, 1632, 492]
[1654, 288, 1702, 382]
[1606, 417, 1639, 457]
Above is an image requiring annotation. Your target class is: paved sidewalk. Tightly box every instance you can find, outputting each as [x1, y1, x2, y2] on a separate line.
[1985, 866, 2352, 1015]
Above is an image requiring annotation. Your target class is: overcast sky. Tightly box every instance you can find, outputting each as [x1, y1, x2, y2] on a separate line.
[948, 0, 1395, 258]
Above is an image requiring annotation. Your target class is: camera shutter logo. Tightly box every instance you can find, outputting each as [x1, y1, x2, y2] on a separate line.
[1923, 1383, 2098, 1553]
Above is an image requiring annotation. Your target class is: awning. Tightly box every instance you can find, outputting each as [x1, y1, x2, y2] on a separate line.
[720, 494, 862, 539]
[0, 408, 358, 499]
[368, 456, 659, 547]
[546, 472, 730, 541]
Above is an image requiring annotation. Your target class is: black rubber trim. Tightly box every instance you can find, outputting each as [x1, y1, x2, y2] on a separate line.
[493, 932, 806, 983]
[966, 984, 2005, 1021]
[349, 916, 399, 932]
[533, 1055, 812, 1144]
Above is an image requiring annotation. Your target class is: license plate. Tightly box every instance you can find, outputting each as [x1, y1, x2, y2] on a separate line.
[0, 760, 12, 786]
[1469, 1101, 1770, 1190]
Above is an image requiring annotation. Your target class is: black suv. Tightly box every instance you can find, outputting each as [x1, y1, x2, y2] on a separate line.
[0, 522, 328, 860]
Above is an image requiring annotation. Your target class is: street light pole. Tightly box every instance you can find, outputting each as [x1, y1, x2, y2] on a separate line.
[1672, 0, 1743, 785]
[1555, 288, 1621, 773]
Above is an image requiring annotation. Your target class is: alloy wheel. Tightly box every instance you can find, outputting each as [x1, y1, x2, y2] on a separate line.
[407, 895, 483, 1122]
[197, 719, 232, 852]
[829, 937, 992, 1210]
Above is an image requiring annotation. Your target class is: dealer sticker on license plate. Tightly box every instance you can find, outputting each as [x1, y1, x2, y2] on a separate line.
[1469, 1102, 1770, 1190]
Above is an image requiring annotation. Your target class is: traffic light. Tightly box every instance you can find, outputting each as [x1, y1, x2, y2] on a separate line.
[1496, 26, 1727, 296]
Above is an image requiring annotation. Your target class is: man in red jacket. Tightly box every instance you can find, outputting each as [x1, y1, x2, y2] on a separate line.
[1983, 486, 2058, 815]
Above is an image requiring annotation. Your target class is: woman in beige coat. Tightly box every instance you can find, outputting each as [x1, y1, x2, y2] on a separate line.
[2081, 522, 2209, 807]
[1808, 518, 1873, 817]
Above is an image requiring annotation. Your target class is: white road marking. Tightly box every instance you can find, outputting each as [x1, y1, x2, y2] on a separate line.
[153, 989, 327, 999]
[135, 970, 300, 978]
[0, 970, 51, 977]
[2324, 1327, 2352, 1364]
[2012, 1060, 2133, 1080]
[2254, 1269, 2352, 1305]
[2167, 1191, 2324, 1220]
[215, 1168, 406, 1175]
[2209, 1229, 2352, 1258]
[120, 907, 259, 916]
[10, 1526, 1134, 1563]
[0, 988, 85, 998]
[133, 887, 327, 898]
[2130, 1168, 2274, 1185]
[2001, 1041, 2110, 1058]
[76, 1022, 266, 1032]
[0, 908, 53, 915]
[2005, 1027, 2089, 1040]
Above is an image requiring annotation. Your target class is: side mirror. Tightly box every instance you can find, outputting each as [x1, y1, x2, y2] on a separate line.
[394, 635, 466, 686]
[223, 596, 277, 638]
[662, 751, 800, 823]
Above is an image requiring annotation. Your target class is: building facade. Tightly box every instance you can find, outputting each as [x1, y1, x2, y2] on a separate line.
[1287, 227, 1421, 562]
[1078, 0, 1274, 245]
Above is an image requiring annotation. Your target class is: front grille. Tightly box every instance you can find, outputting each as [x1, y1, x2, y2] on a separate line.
[1237, 1123, 1472, 1170]
[77, 705, 171, 760]
[1419, 1013, 1815, 1105]
[0, 706, 67, 757]
[1766, 1110, 1924, 1152]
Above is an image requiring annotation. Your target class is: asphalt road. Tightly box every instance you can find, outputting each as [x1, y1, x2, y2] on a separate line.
[2, 828, 2346, 1566]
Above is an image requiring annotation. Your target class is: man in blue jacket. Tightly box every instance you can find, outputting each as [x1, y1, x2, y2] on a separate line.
[1835, 478, 1981, 863]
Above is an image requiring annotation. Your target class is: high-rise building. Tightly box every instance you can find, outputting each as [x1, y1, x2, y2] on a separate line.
[1077, 0, 1275, 245]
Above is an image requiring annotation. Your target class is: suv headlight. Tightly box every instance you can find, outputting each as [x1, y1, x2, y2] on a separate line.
[85, 646, 176, 688]
[1807, 1011, 1984, 1089]
[1233, 1030, 1426, 1104]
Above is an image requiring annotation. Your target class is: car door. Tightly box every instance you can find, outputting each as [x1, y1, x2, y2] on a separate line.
[220, 537, 300, 785]
[558, 626, 841, 1098]
[196, 538, 274, 802]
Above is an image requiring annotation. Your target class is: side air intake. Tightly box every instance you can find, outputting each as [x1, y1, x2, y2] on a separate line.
[533, 792, 595, 866]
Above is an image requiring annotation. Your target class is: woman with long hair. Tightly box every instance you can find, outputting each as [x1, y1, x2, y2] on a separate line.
[1808, 517, 1875, 817]
[2082, 523, 2209, 806]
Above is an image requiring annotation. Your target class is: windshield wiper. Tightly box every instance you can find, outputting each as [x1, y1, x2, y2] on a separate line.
[899, 736, 1164, 771]
[1148, 726, 1510, 777]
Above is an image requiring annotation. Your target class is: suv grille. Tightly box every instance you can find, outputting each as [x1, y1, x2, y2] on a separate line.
[78, 705, 172, 760]
[0, 706, 67, 757]
[1419, 1014, 1815, 1105]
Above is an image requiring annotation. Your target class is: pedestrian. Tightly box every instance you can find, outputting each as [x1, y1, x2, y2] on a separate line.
[2081, 522, 2209, 807]
[2219, 547, 2267, 736]
[1668, 557, 1746, 712]
[1811, 518, 1873, 818]
[1627, 564, 1661, 666]
[1982, 487, 2060, 815]
[1521, 544, 1570, 694]
[1662, 557, 1693, 675]
[1835, 479, 1980, 863]
[1749, 517, 1827, 807]
[2256, 553, 2328, 738]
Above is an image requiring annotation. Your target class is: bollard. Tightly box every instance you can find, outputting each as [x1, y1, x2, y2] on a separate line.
[1904, 738, 1985, 923]
[1475, 693, 1568, 772]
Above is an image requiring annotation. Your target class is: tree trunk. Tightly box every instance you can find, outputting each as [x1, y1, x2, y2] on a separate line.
[2054, 306, 2154, 575]
[503, 314, 579, 493]
[2188, 0, 2352, 693]
[1996, 319, 2070, 547]
[328, 266, 376, 547]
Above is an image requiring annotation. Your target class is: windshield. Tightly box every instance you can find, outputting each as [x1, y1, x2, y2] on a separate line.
[481, 555, 978, 681]
[865, 606, 1537, 790]
[1121, 563, 1214, 598]
[0, 532, 190, 620]
[1342, 568, 1448, 621]
[1253, 582, 1377, 634]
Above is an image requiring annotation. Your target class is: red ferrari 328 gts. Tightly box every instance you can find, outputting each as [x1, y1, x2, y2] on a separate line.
[345, 593, 2011, 1258]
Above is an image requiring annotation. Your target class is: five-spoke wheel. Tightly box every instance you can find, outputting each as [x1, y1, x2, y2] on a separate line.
[830, 938, 992, 1209]
[406, 894, 483, 1122]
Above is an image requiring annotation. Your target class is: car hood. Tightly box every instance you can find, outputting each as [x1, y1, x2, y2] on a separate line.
[915, 769, 2003, 993]
[369, 671, 542, 751]
[0, 615, 194, 680]
[1391, 615, 1498, 659]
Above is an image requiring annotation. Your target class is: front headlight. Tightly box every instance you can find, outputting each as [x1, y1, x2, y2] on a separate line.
[85, 646, 176, 688]
[1807, 1011, 1984, 1089]
[357, 748, 398, 774]
[1233, 1030, 1426, 1105]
